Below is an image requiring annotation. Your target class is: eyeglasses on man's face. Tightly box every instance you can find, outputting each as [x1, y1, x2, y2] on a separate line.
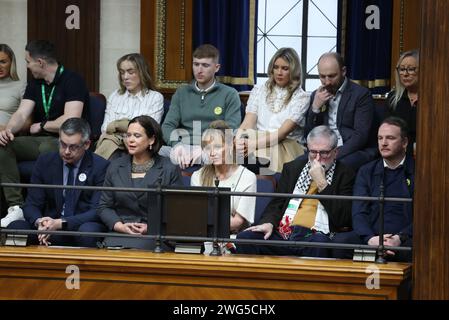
[308, 148, 335, 158]
[59, 140, 85, 152]
[397, 67, 418, 75]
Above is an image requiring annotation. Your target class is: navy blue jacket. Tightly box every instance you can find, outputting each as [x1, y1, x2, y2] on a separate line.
[352, 156, 414, 243]
[305, 79, 375, 159]
[23, 151, 110, 230]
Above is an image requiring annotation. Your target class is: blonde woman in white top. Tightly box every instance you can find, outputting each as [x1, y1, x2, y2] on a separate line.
[236, 47, 310, 173]
[95, 53, 164, 159]
[191, 120, 256, 234]
[0, 44, 25, 129]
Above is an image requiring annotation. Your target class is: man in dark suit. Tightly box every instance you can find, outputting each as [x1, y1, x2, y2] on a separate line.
[6, 118, 109, 247]
[304, 52, 377, 170]
[236, 126, 356, 258]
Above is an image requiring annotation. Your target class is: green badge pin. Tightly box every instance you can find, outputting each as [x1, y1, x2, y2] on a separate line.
[214, 106, 223, 115]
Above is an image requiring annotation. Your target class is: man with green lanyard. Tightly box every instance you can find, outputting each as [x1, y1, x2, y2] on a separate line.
[0, 40, 89, 227]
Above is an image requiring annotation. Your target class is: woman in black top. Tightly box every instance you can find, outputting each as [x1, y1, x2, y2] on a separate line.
[387, 50, 419, 156]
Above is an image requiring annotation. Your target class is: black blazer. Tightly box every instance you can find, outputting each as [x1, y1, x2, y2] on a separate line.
[258, 157, 356, 233]
[305, 79, 375, 159]
[97, 154, 183, 230]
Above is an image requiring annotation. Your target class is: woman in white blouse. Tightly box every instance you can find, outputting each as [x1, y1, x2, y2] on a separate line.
[236, 47, 310, 173]
[191, 120, 256, 235]
[95, 53, 164, 159]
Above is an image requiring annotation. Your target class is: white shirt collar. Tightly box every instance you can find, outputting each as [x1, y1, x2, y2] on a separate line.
[195, 80, 216, 93]
[125, 89, 145, 101]
[336, 77, 348, 96]
[383, 155, 406, 169]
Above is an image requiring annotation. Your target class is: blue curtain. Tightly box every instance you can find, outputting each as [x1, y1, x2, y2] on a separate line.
[339, 0, 393, 94]
[193, 0, 257, 91]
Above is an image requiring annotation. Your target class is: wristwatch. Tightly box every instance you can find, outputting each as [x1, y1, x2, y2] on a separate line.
[61, 218, 68, 230]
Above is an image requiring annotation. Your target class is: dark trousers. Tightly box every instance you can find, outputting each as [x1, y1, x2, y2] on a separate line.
[7, 220, 106, 248]
[331, 231, 362, 259]
[332, 231, 413, 262]
[236, 225, 332, 258]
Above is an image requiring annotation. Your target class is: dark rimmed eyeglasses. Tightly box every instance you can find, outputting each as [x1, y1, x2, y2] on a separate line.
[309, 148, 335, 158]
[59, 140, 85, 152]
[396, 67, 418, 75]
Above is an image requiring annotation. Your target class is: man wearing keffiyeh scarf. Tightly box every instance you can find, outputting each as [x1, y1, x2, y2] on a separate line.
[236, 126, 357, 258]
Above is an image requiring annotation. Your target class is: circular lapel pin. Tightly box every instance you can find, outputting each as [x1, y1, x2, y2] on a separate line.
[78, 173, 87, 182]
[214, 106, 223, 115]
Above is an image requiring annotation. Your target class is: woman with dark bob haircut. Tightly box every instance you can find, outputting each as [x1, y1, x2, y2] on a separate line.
[98, 115, 182, 249]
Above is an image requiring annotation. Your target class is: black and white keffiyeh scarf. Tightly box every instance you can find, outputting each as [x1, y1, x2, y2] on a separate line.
[277, 160, 337, 239]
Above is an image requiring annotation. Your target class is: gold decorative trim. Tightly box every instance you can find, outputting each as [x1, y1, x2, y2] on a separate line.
[210, 0, 256, 86]
[217, 76, 253, 85]
[352, 79, 390, 88]
[399, 0, 405, 54]
[180, 0, 186, 69]
[154, 0, 256, 89]
[155, 0, 189, 89]
[340, 0, 347, 58]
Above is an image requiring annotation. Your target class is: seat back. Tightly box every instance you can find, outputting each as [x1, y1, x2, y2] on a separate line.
[160, 99, 171, 125]
[254, 175, 277, 225]
[87, 92, 107, 142]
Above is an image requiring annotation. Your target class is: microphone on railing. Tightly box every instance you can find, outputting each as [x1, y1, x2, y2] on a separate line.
[214, 176, 220, 188]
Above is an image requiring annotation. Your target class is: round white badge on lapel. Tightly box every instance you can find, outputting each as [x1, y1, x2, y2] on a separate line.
[78, 173, 87, 182]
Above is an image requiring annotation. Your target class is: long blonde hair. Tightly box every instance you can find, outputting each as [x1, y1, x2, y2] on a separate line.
[0, 44, 19, 81]
[199, 120, 236, 187]
[116, 53, 156, 95]
[390, 49, 419, 110]
[265, 47, 302, 106]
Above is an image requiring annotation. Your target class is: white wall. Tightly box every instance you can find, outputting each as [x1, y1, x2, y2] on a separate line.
[99, 0, 141, 97]
[0, 0, 140, 96]
[0, 0, 28, 81]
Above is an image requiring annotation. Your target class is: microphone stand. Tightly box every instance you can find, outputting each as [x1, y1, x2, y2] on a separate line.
[376, 182, 387, 263]
[209, 177, 222, 256]
[153, 179, 163, 253]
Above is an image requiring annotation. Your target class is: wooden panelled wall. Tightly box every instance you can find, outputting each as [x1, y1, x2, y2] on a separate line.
[27, 0, 100, 92]
[141, 0, 193, 100]
[391, 0, 422, 81]
[413, 0, 449, 300]
[20, 0, 448, 299]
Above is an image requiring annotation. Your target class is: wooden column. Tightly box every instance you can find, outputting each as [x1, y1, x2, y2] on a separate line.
[141, 0, 193, 100]
[413, 0, 449, 300]
[390, 0, 422, 88]
[27, 0, 100, 92]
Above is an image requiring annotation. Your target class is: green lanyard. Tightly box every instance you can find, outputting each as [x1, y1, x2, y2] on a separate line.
[41, 65, 64, 118]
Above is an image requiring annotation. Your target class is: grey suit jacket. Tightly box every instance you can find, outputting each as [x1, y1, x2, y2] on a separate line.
[97, 154, 183, 230]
